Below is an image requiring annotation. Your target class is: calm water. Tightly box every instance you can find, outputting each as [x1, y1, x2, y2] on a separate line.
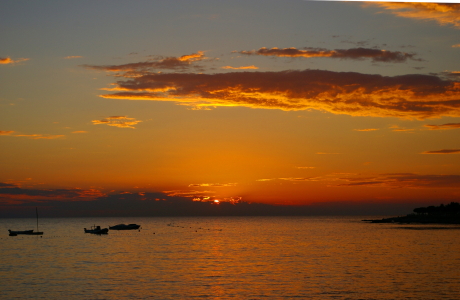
[1, 216, 459, 299]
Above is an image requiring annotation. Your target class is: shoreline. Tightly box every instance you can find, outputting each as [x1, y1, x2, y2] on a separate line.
[363, 214, 460, 224]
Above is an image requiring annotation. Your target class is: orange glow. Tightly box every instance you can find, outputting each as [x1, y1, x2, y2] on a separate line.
[366, 2, 460, 29]
[0, 57, 29, 64]
[222, 65, 259, 70]
[91, 116, 142, 129]
[178, 51, 205, 62]
[3, 0, 460, 215]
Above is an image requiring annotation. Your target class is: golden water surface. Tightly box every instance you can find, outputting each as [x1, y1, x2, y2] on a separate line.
[1, 216, 459, 299]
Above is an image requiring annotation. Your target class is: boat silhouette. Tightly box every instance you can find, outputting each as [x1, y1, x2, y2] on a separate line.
[8, 208, 43, 236]
[84, 225, 109, 234]
[109, 224, 141, 230]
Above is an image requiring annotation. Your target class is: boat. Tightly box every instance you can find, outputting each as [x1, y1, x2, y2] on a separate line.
[84, 225, 109, 234]
[8, 230, 43, 236]
[8, 208, 44, 236]
[8, 230, 34, 236]
[109, 223, 141, 230]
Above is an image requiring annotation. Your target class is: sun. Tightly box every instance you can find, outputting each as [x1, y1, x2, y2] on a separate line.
[213, 199, 220, 204]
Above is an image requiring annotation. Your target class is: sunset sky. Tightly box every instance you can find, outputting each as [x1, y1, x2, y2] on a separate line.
[1, 1, 460, 216]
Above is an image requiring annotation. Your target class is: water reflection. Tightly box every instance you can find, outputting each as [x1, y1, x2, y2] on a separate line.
[1, 216, 459, 299]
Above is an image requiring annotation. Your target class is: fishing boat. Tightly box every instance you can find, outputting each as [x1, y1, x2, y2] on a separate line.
[84, 225, 108, 234]
[109, 223, 141, 230]
[8, 230, 43, 236]
[8, 208, 43, 236]
[8, 230, 34, 236]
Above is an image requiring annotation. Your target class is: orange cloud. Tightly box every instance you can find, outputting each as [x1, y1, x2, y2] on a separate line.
[163, 190, 215, 198]
[336, 173, 460, 188]
[92, 116, 141, 129]
[365, 2, 460, 29]
[390, 126, 415, 132]
[316, 152, 340, 155]
[13, 134, 65, 139]
[260, 176, 328, 182]
[0, 130, 64, 139]
[424, 123, 460, 130]
[188, 183, 237, 187]
[0, 57, 29, 65]
[279, 177, 316, 182]
[222, 65, 259, 70]
[64, 56, 83, 59]
[239, 47, 420, 63]
[177, 51, 206, 62]
[422, 149, 460, 154]
[95, 69, 460, 119]
[354, 128, 379, 132]
[162, 190, 241, 204]
[0, 130, 14, 135]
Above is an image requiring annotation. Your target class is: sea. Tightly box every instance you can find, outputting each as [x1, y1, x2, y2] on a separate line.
[1, 216, 459, 299]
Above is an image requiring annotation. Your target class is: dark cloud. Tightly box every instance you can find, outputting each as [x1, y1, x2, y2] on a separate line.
[340, 39, 373, 47]
[0, 188, 418, 218]
[0, 188, 301, 217]
[82, 51, 206, 73]
[96, 69, 460, 119]
[441, 71, 460, 80]
[1, 182, 457, 217]
[239, 47, 421, 63]
[0, 185, 105, 202]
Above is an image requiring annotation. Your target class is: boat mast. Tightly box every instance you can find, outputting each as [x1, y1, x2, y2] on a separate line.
[36, 207, 39, 232]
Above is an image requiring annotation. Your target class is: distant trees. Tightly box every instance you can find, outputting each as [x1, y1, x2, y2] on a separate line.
[413, 202, 460, 215]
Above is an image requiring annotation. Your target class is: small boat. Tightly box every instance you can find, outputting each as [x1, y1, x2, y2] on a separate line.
[109, 224, 141, 230]
[8, 229, 37, 236]
[84, 225, 109, 234]
[25, 231, 44, 235]
[9, 208, 44, 236]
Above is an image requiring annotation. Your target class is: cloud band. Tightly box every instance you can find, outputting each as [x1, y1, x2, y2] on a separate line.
[98, 69, 460, 119]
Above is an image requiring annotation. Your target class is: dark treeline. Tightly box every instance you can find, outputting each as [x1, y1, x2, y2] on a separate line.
[365, 202, 460, 224]
[413, 202, 460, 215]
